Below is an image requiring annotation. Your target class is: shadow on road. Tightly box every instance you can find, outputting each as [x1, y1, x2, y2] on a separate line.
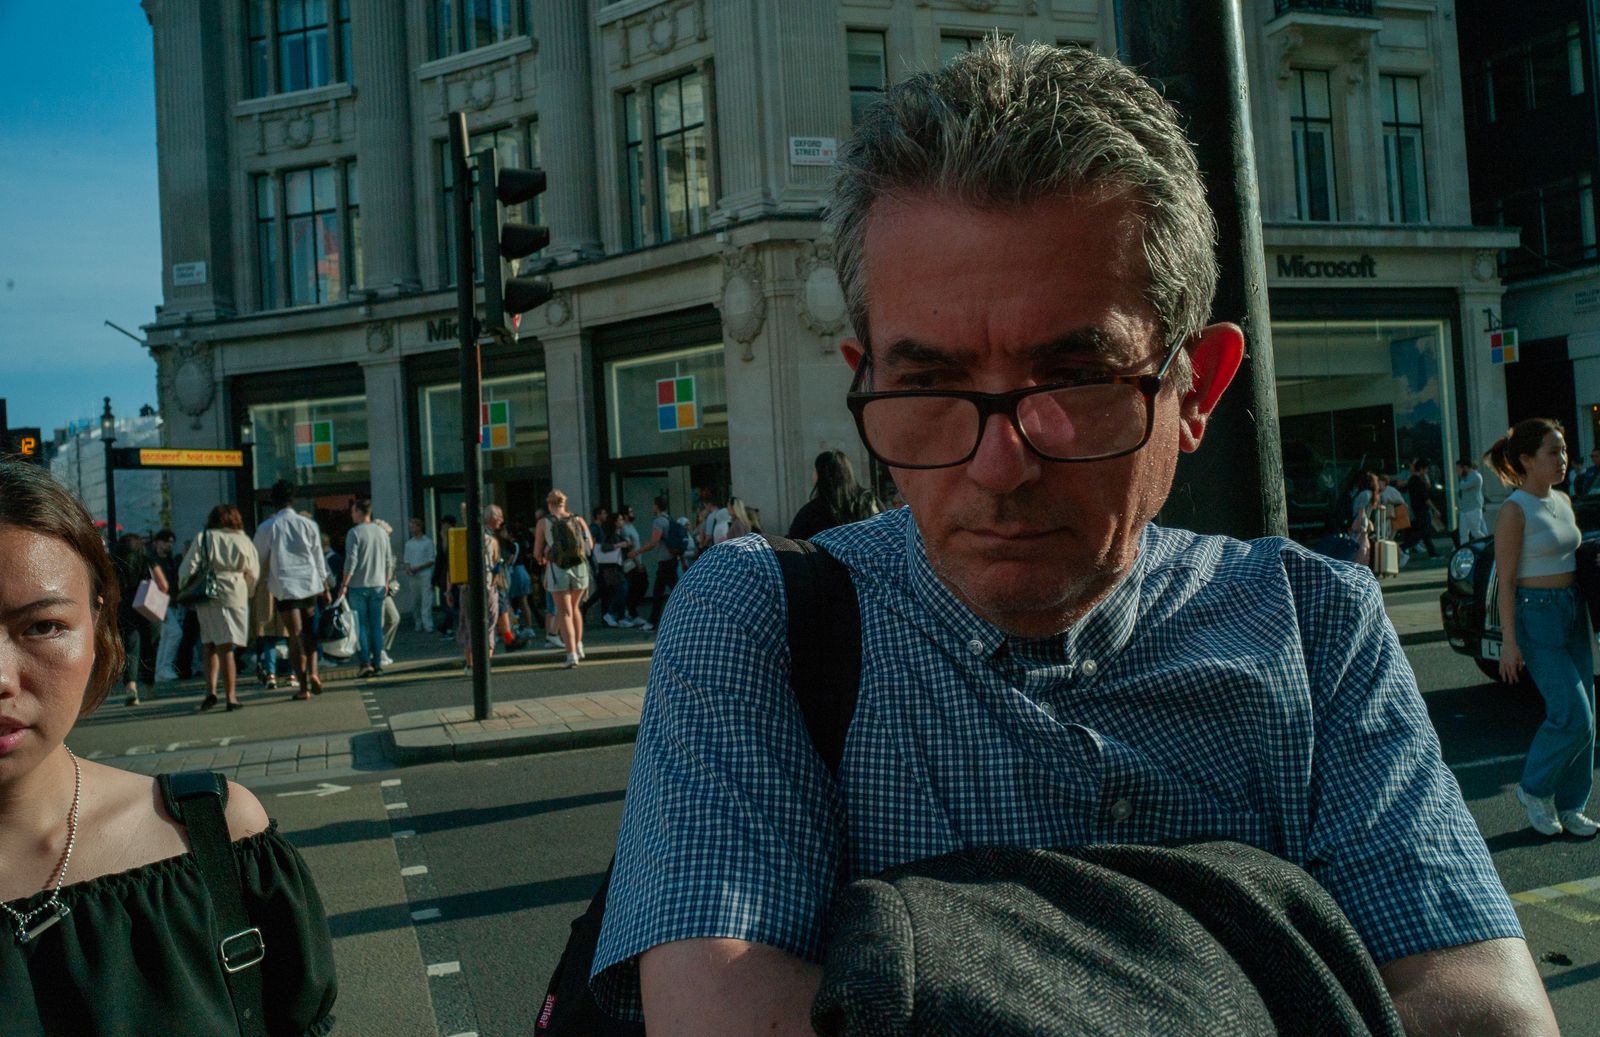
[326, 871, 608, 938]
[406, 789, 627, 836]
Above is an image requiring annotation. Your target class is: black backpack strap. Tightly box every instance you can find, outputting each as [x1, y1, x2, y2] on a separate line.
[762, 533, 862, 776]
[158, 771, 269, 1037]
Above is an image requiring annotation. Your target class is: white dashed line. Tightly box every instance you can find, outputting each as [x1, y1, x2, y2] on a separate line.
[401, 865, 429, 877]
[411, 907, 442, 921]
[392, 829, 416, 838]
[385, 801, 409, 811]
[381, 778, 402, 787]
[1448, 753, 1524, 774]
[426, 961, 461, 977]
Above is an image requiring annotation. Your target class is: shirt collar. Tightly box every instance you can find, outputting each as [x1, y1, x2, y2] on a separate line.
[903, 511, 1150, 666]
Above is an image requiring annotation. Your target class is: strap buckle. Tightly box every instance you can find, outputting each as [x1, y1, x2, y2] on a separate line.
[219, 927, 266, 973]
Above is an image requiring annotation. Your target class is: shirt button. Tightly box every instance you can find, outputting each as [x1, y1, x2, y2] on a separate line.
[966, 638, 984, 655]
[1039, 702, 1056, 719]
[1109, 798, 1133, 822]
[1080, 658, 1098, 676]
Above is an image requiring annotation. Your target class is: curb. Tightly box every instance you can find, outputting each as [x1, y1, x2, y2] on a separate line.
[385, 718, 639, 766]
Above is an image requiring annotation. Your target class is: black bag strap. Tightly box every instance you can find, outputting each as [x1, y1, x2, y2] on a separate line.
[158, 771, 269, 1037]
[762, 533, 862, 775]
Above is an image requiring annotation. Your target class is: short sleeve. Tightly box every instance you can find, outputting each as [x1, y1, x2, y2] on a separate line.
[1298, 560, 1523, 964]
[590, 540, 846, 1021]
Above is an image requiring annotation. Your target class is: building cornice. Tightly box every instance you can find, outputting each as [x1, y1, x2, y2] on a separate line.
[415, 36, 535, 80]
[1262, 222, 1522, 251]
[234, 81, 354, 118]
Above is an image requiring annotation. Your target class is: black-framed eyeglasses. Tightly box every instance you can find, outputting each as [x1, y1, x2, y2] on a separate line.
[846, 342, 1183, 470]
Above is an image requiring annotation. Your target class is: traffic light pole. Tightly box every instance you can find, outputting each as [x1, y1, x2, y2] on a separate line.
[1119, 0, 1287, 539]
[450, 112, 493, 722]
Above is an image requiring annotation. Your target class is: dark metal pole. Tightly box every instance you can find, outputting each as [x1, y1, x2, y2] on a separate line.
[101, 398, 119, 543]
[450, 112, 493, 721]
[1121, 0, 1287, 539]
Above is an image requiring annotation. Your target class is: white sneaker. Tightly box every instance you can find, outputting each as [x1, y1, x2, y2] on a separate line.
[602, 613, 619, 628]
[545, 634, 564, 649]
[1517, 786, 1564, 836]
[577, 641, 586, 660]
[1559, 810, 1599, 837]
[379, 652, 394, 667]
[564, 653, 578, 669]
[637, 620, 653, 632]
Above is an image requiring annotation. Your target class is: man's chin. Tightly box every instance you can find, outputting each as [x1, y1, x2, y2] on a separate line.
[934, 556, 1106, 632]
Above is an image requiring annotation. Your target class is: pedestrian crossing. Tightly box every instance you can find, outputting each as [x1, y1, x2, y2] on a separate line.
[1512, 876, 1600, 925]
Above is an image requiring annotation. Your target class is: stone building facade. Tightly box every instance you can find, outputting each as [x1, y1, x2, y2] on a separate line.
[142, 0, 1515, 548]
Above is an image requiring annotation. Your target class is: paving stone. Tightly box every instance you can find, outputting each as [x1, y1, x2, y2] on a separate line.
[266, 758, 298, 775]
[240, 747, 271, 765]
[326, 752, 353, 770]
[236, 763, 269, 780]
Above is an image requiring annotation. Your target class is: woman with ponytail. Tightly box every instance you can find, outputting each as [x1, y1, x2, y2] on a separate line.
[1487, 418, 1597, 838]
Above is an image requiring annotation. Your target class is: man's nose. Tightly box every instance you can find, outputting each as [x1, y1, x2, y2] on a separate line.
[964, 412, 1041, 495]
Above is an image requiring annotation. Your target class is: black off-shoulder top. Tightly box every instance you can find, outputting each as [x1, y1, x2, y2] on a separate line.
[0, 822, 337, 1037]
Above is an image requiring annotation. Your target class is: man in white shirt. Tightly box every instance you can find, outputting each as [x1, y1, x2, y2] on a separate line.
[1455, 459, 1488, 545]
[403, 517, 437, 632]
[253, 480, 331, 698]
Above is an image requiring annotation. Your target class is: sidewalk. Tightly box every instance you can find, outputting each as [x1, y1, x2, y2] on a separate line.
[385, 556, 1455, 764]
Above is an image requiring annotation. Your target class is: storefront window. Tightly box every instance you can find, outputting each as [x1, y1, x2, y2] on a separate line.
[248, 395, 370, 489]
[1272, 320, 1453, 538]
[418, 372, 550, 476]
[604, 343, 728, 460]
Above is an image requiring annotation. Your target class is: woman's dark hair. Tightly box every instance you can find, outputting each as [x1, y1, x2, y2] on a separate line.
[206, 504, 244, 530]
[1484, 418, 1564, 487]
[0, 459, 124, 715]
[812, 449, 877, 523]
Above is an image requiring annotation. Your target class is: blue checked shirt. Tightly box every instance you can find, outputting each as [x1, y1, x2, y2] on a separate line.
[591, 507, 1521, 1017]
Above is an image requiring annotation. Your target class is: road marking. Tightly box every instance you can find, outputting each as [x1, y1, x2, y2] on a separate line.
[401, 865, 429, 877]
[1447, 753, 1524, 774]
[385, 801, 409, 811]
[411, 907, 442, 921]
[275, 782, 351, 799]
[1512, 875, 1600, 904]
[446, 1032, 479, 1037]
[393, 829, 416, 838]
[381, 778, 402, 787]
[1511, 875, 1600, 925]
[426, 961, 461, 977]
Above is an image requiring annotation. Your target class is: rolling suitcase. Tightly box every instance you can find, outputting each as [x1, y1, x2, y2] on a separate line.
[1374, 538, 1400, 577]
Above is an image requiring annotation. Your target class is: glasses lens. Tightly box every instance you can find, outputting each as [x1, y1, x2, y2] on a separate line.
[860, 395, 980, 467]
[1018, 383, 1148, 460]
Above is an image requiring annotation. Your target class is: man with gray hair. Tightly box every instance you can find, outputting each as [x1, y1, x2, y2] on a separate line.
[592, 40, 1551, 1034]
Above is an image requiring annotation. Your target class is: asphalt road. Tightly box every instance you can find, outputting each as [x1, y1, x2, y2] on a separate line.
[88, 626, 1600, 1034]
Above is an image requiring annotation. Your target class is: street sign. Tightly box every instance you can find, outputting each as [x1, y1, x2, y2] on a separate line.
[111, 447, 244, 468]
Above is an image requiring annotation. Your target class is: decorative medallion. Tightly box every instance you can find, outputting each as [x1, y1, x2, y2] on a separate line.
[647, 7, 678, 56]
[283, 111, 315, 149]
[794, 238, 849, 341]
[719, 246, 766, 356]
[543, 292, 572, 328]
[365, 321, 394, 354]
[159, 343, 216, 430]
[467, 70, 497, 111]
[1472, 251, 1499, 282]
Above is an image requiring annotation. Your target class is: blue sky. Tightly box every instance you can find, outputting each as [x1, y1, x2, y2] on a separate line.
[0, 1, 162, 434]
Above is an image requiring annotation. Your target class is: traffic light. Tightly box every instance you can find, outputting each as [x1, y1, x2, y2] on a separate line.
[475, 148, 552, 341]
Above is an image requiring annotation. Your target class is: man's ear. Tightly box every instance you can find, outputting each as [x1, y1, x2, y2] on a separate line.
[841, 339, 866, 373]
[1178, 322, 1244, 453]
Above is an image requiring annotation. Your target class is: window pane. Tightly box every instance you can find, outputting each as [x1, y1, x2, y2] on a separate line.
[249, 0, 268, 36]
[289, 216, 317, 304]
[1304, 130, 1332, 221]
[304, 0, 327, 26]
[1301, 70, 1330, 118]
[604, 343, 727, 461]
[316, 212, 342, 301]
[306, 26, 330, 88]
[654, 78, 682, 134]
[846, 31, 886, 90]
[1395, 76, 1421, 123]
[1397, 133, 1425, 222]
[659, 133, 687, 240]
[471, 0, 493, 48]
[1291, 71, 1307, 118]
[256, 173, 277, 219]
[1531, 35, 1568, 108]
[286, 169, 313, 215]
[940, 36, 973, 66]
[340, 17, 352, 85]
[1571, 26, 1586, 95]
[681, 72, 704, 127]
[258, 223, 279, 308]
[249, 39, 269, 98]
[279, 0, 305, 32]
[624, 91, 641, 145]
[626, 142, 644, 248]
[434, 0, 454, 58]
[344, 163, 359, 207]
[685, 124, 709, 235]
[350, 209, 363, 289]
[280, 34, 307, 93]
[492, 0, 513, 42]
[313, 165, 337, 210]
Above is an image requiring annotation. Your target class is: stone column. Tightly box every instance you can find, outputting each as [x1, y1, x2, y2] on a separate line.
[709, 0, 769, 221]
[533, 1, 602, 263]
[361, 356, 412, 556]
[541, 328, 600, 518]
[144, 0, 235, 319]
[351, 0, 420, 293]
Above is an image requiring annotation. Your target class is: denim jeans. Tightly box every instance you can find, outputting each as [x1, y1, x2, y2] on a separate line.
[258, 637, 281, 677]
[348, 586, 387, 669]
[1516, 585, 1597, 811]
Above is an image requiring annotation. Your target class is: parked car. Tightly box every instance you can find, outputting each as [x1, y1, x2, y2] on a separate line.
[1440, 491, 1600, 681]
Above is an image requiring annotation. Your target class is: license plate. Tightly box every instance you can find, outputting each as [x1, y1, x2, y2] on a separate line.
[1482, 638, 1501, 661]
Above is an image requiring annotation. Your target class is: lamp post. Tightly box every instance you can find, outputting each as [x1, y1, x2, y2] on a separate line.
[100, 397, 118, 544]
[239, 418, 256, 528]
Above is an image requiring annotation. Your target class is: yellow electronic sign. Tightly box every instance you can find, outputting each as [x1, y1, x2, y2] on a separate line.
[137, 448, 244, 468]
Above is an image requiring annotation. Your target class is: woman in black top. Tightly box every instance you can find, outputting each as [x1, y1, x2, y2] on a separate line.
[109, 532, 167, 707]
[787, 449, 882, 540]
[0, 459, 337, 1036]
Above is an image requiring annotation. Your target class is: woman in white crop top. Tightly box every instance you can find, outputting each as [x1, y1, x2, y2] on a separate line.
[1488, 418, 1596, 839]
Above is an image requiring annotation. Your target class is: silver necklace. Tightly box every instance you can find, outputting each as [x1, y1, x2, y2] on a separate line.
[1, 746, 81, 945]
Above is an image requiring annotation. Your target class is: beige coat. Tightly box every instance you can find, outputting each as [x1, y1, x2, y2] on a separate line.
[179, 528, 260, 609]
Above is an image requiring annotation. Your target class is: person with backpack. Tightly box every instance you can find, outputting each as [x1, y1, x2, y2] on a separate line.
[535, 489, 593, 668]
[587, 40, 1550, 1036]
